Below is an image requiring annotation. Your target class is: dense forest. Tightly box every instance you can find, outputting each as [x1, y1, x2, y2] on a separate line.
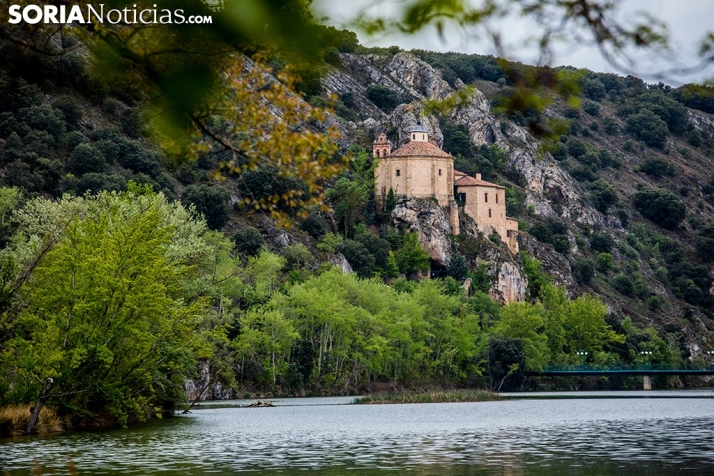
[1, 0, 714, 433]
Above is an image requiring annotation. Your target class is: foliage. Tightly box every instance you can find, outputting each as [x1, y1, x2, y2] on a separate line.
[395, 232, 431, 277]
[337, 239, 376, 278]
[233, 227, 265, 257]
[521, 253, 552, 301]
[639, 156, 675, 179]
[632, 187, 686, 230]
[326, 177, 369, 237]
[447, 253, 469, 280]
[1, 190, 210, 425]
[529, 218, 570, 254]
[366, 85, 403, 112]
[590, 231, 615, 253]
[573, 258, 595, 284]
[587, 180, 618, 213]
[625, 110, 668, 148]
[181, 185, 230, 231]
[300, 211, 329, 239]
[69, 144, 106, 175]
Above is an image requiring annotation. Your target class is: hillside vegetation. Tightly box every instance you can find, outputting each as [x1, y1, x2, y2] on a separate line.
[1, 29, 714, 432]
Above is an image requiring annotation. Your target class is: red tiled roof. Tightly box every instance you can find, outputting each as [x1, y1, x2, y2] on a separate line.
[454, 170, 467, 177]
[389, 141, 452, 158]
[455, 175, 505, 188]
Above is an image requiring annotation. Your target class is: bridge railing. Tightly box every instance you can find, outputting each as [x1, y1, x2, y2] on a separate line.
[539, 363, 714, 372]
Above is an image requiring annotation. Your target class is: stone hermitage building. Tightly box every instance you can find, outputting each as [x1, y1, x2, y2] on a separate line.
[374, 124, 519, 253]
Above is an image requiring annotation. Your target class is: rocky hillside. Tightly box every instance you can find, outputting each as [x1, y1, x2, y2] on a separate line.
[314, 50, 714, 357]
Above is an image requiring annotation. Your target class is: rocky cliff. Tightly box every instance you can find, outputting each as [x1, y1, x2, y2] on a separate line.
[318, 48, 714, 354]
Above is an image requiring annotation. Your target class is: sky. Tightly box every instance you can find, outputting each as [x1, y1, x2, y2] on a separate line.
[313, 0, 714, 86]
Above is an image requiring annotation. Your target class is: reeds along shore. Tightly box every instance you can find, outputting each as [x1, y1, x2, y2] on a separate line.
[353, 389, 501, 404]
[0, 404, 66, 437]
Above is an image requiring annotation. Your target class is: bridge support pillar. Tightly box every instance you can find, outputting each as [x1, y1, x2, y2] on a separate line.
[643, 375, 652, 390]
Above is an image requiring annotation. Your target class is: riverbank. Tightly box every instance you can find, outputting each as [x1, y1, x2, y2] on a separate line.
[0, 404, 67, 437]
[353, 389, 501, 404]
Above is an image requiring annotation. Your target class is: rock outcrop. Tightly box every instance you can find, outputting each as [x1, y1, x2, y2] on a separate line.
[391, 198, 454, 268]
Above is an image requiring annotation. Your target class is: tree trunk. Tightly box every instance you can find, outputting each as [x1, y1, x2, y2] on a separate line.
[26, 378, 54, 434]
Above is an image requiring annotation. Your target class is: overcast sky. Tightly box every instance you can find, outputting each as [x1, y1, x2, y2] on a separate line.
[313, 0, 714, 86]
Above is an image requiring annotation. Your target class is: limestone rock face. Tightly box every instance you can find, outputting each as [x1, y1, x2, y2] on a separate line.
[184, 359, 210, 401]
[387, 52, 453, 100]
[491, 260, 527, 304]
[390, 103, 444, 147]
[391, 198, 454, 268]
[518, 234, 575, 290]
[330, 253, 354, 274]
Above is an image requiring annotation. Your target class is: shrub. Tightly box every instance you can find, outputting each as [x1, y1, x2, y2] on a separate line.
[603, 116, 619, 134]
[623, 140, 634, 151]
[395, 231, 430, 276]
[626, 110, 668, 148]
[583, 101, 600, 116]
[549, 142, 567, 161]
[639, 156, 674, 178]
[567, 139, 587, 158]
[581, 77, 606, 101]
[613, 274, 634, 296]
[632, 187, 686, 230]
[569, 165, 597, 183]
[564, 107, 580, 119]
[233, 226, 264, 256]
[590, 231, 614, 252]
[695, 223, 714, 263]
[596, 252, 615, 272]
[70, 143, 106, 174]
[119, 151, 161, 178]
[366, 85, 402, 112]
[598, 150, 613, 168]
[65, 130, 89, 150]
[300, 211, 329, 238]
[573, 258, 595, 284]
[16, 105, 66, 140]
[689, 129, 702, 147]
[181, 184, 230, 230]
[337, 239, 375, 278]
[52, 96, 83, 129]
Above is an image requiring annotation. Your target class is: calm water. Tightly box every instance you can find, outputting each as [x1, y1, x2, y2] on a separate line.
[2, 391, 714, 475]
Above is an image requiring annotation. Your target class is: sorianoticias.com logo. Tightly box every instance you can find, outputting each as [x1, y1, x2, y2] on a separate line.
[7, 3, 213, 24]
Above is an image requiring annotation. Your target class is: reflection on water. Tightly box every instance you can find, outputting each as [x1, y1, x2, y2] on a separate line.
[2, 395, 714, 475]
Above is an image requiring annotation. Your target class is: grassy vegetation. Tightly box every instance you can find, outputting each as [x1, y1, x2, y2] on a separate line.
[353, 389, 502, 404]
[0, 405, 66, 437]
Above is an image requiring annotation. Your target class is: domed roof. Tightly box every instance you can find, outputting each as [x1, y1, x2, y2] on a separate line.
[410, 123, 429, 133]
[390, 141, 452, 158]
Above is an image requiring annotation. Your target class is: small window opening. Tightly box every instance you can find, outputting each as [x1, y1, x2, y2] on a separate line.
[488, 209, 492, 218]
[422, 134, 425, 140]
[396, 169, 401, 177]
[496, 194, 498, 204]
[376, 150, 380, 157]
[459, 193, 466, 204]
[485, 193, 488, 203]
[438, 169, 442, 176]
[412, 134, 415, 140]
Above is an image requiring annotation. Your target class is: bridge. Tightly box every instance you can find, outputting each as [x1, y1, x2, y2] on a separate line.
[527, 364, 714, 389]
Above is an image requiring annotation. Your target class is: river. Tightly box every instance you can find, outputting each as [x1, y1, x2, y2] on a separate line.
[2, 390, 714, 475]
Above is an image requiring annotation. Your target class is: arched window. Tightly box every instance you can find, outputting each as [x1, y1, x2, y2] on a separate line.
[376, 149, 380, 157]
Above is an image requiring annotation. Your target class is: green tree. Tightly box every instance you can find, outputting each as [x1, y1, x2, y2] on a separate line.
[181, 184, 230, 231]
[626, 110, 668, 148]
[633, 187, 686, 230]
[395, 232, 431, 277]
[2, 190, 210, 429]
[493, 302, 549, 370]
[326, 178, 369, 237]
[447, 253, 469, 280]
